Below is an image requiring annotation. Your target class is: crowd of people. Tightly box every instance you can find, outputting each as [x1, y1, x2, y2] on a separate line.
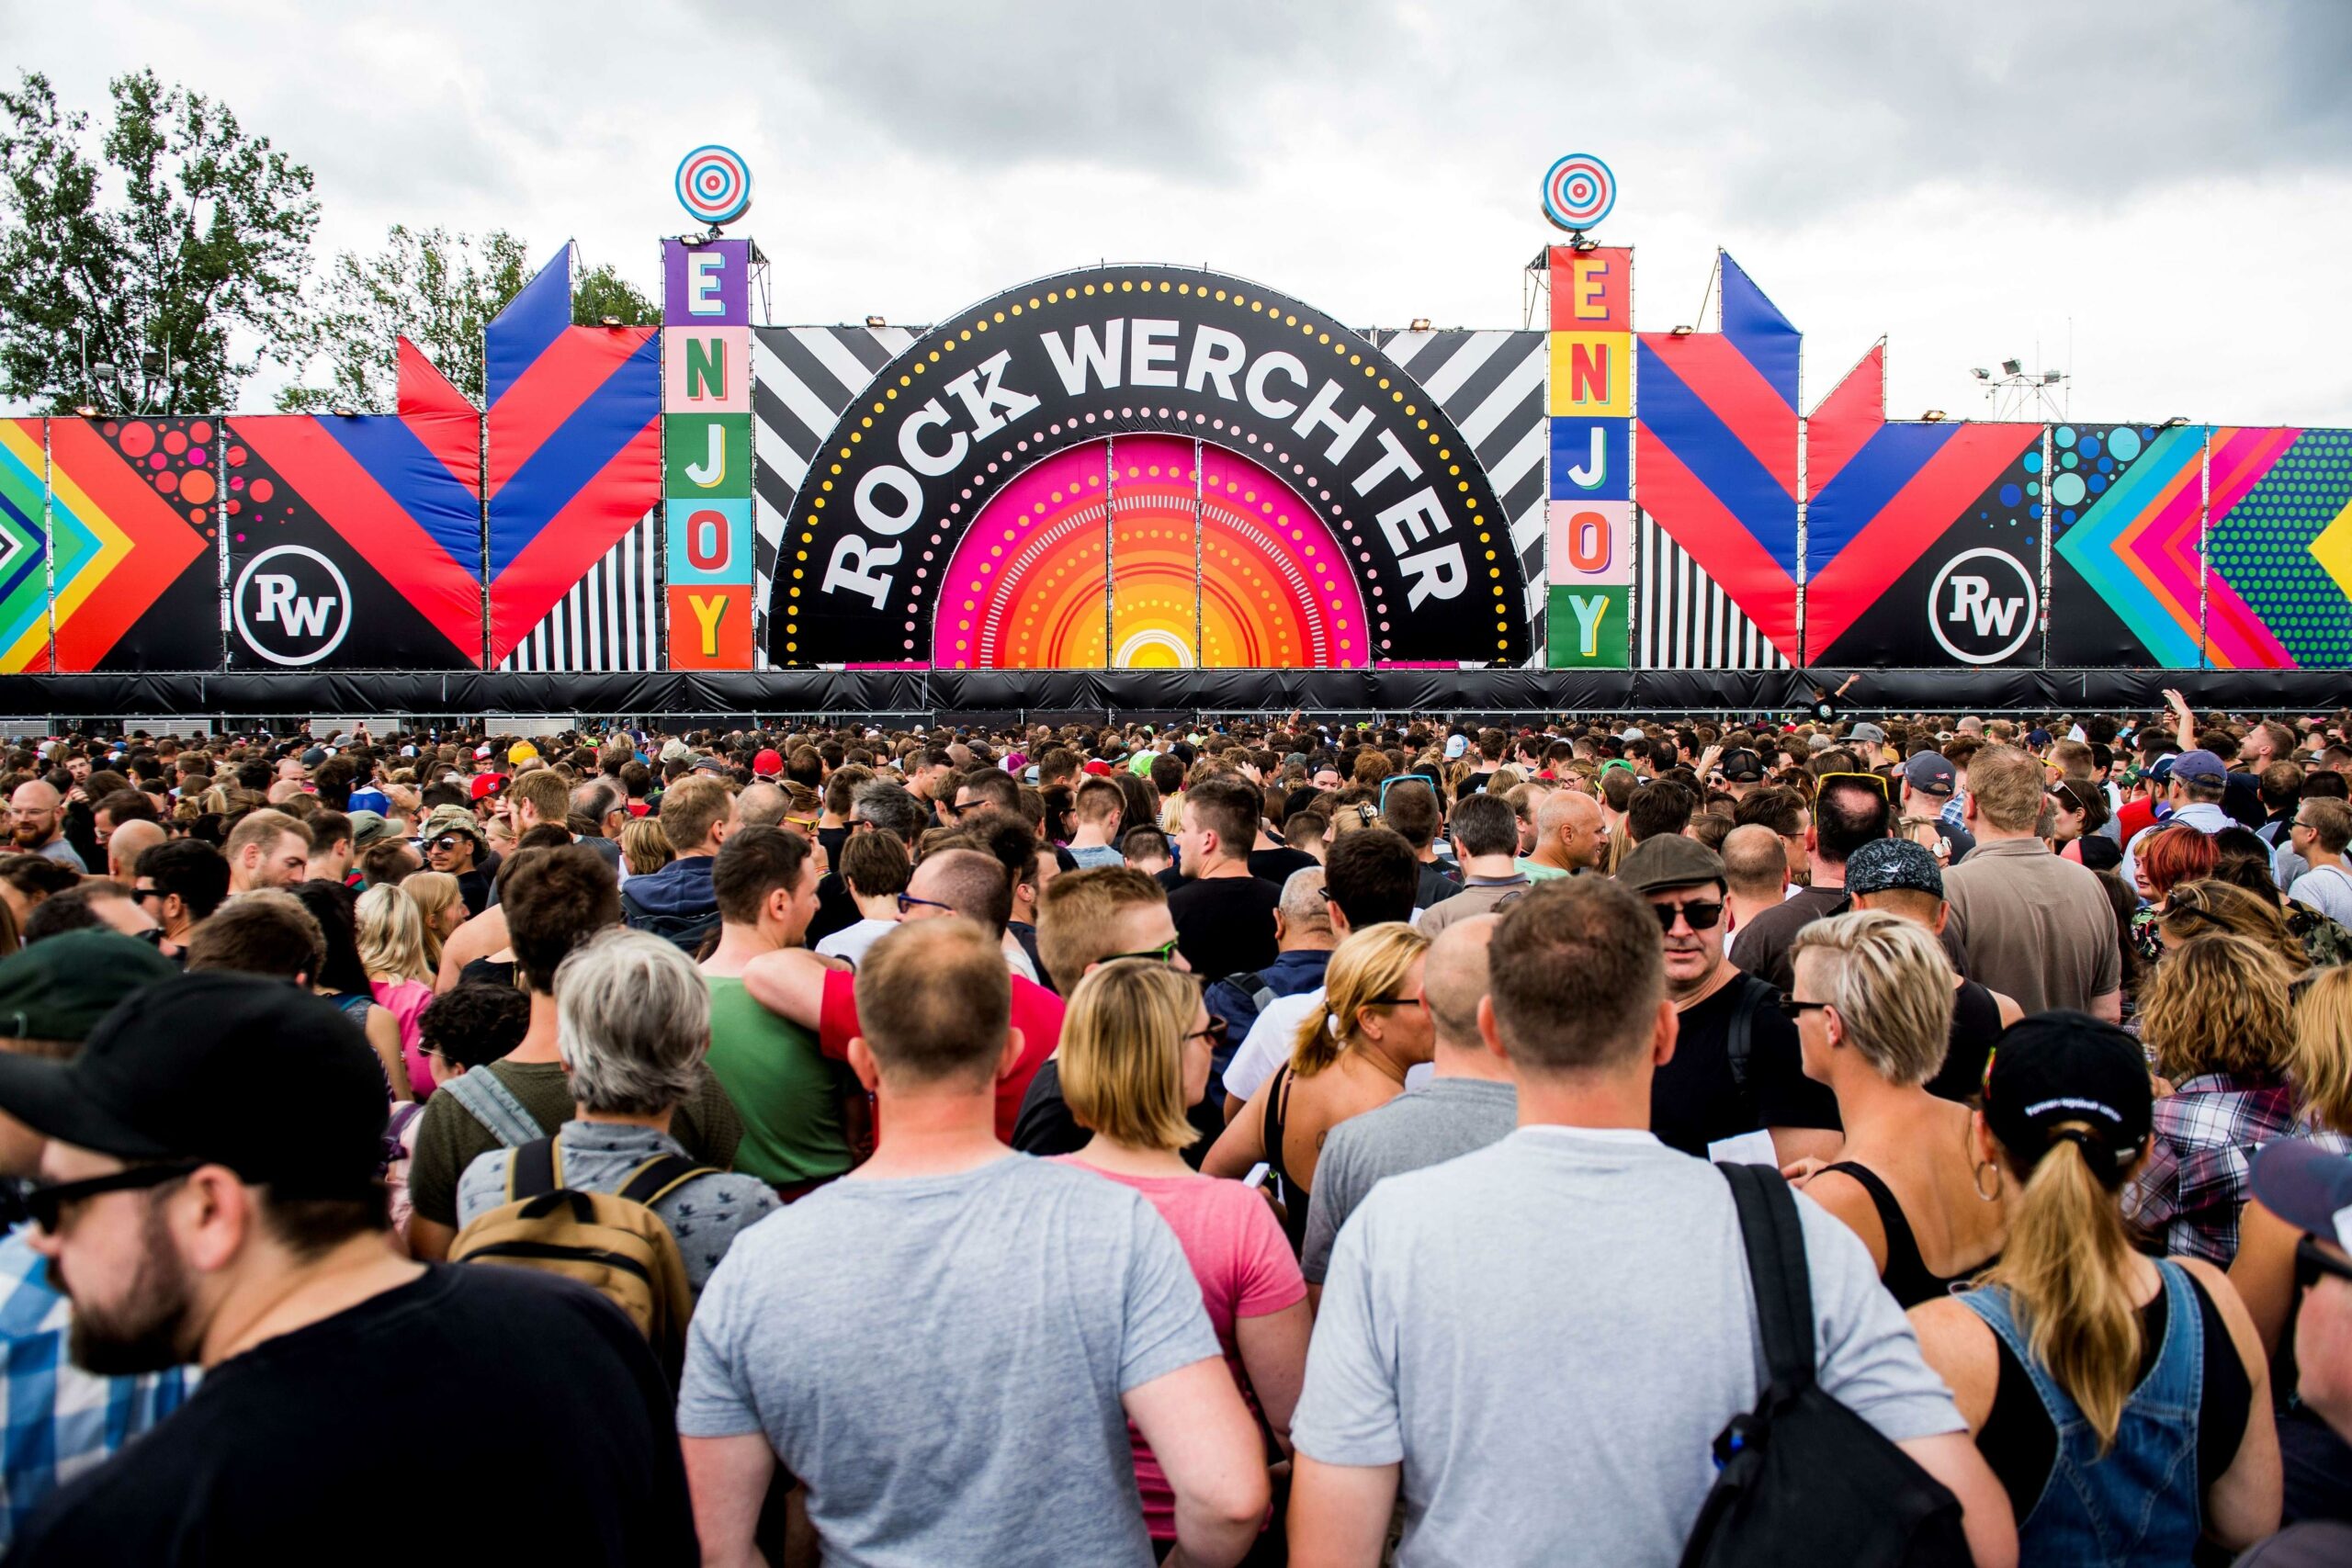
[0, 696, 2347, 1564]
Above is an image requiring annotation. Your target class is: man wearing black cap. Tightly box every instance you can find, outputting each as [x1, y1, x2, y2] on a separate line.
[0, 933, 187, 1550]
[0, 973, 697, 1566]
[1616, 835, 1841, 1163]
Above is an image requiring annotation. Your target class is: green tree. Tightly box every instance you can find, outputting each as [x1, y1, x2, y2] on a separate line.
[283, 237, 661, 412]
[573, 263, 660, 329]
[279, 225, 529, 412]
[0, 69, 317, 414]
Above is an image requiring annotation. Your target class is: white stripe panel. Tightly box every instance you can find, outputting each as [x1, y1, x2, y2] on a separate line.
[793, 327, 885, 399]
[1456, 344, 1547, 447]
[1487, 416, 1547, 498]
[1376, 329, 1437, 369]
[753, 338, 845, 449]
[1414, 332, 1508, 402]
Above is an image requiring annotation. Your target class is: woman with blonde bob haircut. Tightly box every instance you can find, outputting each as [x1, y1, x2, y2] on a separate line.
[357, 883, 438, 1097]
[1787, 910, 2007, 1307]
[1051, 960, 1309, 1555]
[1205, 922, 1432, 1254]
[401, 870, 465, 977]
[1909, 1013, 2279, 1562]
[2127, 931, 2299, 1265]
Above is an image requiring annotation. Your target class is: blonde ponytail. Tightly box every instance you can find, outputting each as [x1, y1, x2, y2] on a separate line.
[1984, 1127, 2143, 1450]
[1289, 921, 1430, 1079]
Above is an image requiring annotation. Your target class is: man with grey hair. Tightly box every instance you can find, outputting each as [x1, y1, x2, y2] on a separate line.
[1202, 865, 1334, 1045]
[455, 928, 775, 1293]
[1719, 823, 1790, 937]
[570, 776, 628, 871]
[1299, 915, 1514, 1298]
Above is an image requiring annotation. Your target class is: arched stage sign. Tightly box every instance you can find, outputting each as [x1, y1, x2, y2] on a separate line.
[770, 265, 1531, 669]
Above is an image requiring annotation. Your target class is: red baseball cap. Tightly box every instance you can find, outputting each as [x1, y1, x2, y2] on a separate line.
[752, 748, 785, 777]
[469, 773, 507, 802]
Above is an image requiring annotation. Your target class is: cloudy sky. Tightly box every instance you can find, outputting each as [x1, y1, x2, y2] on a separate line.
[8, 0, 2349, 423]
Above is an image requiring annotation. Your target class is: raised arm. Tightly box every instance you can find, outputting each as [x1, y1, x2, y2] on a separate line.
[739, 945, 840, 1031]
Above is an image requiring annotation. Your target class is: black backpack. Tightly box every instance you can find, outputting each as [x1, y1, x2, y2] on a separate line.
[1679, 1164, 1973, 1568]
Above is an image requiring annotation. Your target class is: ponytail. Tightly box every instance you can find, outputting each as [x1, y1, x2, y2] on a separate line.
[1984, 1126, 2143, 1450]
[1290, 1001, 1344, 1077]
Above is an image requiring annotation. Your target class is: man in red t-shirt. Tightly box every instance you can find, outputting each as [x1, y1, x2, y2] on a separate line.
[742, 848, 1060, 1141]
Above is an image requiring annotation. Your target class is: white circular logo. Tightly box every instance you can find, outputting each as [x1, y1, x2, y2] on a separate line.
[1928, 547, 2039, 665]
[233, 545, 353, 667]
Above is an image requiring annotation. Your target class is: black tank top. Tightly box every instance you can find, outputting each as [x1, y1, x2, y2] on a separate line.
[1976, 1269, 2252, 1517]
[1927, 981, 2004, 1103]
[1261, 1065, 1310, 1256]
[1820, 1161, 1995, 1309]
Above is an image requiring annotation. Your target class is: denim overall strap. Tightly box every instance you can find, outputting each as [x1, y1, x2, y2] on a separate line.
[1959, 1262, 2206, 1567]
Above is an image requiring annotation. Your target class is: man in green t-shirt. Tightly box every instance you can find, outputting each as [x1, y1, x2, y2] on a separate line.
[701, 826, 861, 1190]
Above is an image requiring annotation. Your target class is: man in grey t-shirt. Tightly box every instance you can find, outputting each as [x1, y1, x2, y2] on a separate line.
[1301, 916, 1515, 1290]
[1286, 877, 2016, 1568]
[679, 918, 1269, 1568]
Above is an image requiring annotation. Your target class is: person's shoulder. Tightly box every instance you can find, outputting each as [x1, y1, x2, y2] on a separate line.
[455, 1144, 514, 1201]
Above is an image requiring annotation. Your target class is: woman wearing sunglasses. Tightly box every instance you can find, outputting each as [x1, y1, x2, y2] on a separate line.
[1204, 923, 1431, 1256]
[1051, 959, 1307, 1560]
[1784, 911, 2007, 1309]
[1909, 1013, 2280, 1563]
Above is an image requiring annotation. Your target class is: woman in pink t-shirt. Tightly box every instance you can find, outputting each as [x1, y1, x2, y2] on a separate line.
[357, 884, 439, 1097]
[1050, 959, 1310, 1552]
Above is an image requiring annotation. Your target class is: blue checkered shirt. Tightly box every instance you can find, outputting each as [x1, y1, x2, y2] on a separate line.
[0, 1226, 189, 1548]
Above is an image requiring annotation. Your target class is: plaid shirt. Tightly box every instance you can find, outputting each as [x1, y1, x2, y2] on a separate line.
[0, 1227, 189, 1548]
[2124, 1073, 2299, 1265]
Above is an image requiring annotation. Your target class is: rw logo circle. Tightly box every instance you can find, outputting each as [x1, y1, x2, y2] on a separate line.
[1928, 548, 2039, 665]
[233, 546, 353, 667]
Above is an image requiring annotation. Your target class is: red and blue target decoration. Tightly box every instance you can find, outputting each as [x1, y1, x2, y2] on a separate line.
[675, 145, 753, 227]
[1543, 154, 1616, 231]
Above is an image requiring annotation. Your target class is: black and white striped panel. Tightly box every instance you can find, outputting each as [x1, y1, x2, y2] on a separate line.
[497, 510, 662, 672]
[752, 325, 919, 668]
[1635, 511, 1791, 671]
[1368, 330, 1549, 660]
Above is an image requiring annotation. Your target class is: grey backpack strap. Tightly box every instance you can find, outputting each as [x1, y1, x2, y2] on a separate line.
[441, 1068, 544, 1149]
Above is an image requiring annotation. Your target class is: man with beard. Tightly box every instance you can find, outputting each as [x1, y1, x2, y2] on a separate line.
[0, 933, 186, 1549]
[0, 972, 698, 1566]
[1615, 835, 1842, 1165]
[7, 783, 84, 874]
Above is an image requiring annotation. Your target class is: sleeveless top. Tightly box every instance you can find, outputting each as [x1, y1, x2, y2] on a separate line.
[1962, 1261, 2243, 1567]
[1261, 1065, 1310, 1256]
[1818, 1161, 1990, 1308]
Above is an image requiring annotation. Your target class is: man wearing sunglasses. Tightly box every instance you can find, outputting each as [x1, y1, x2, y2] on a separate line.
[0, 933, 186, 1551]
[2245, 1140, 2352, 1562]
[0, 972, 699, 1566]
[2286, 799, 2352, 928]
[1617, 836, 1841, 1165]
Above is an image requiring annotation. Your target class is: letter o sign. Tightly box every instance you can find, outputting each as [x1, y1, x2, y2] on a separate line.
[688, 509, 731, 571]
[855, 466, 924, 536]
[1566, 509, 1611, 573]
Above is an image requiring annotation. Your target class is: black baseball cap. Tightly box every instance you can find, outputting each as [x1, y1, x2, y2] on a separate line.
[0, 931, 179, 1043]
[0, 972, 387, 1197]
[1981, 1011, 2153, 1188]
[1718, 749, 1765, 783]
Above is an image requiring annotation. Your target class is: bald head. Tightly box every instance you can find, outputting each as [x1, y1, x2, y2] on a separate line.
[1721, 824, 1789, 899]
[1421, 914, 1497, 1054]
[107, 818, 167, 884]
[9, 780, 62, 852]
[1534, 788, 1608, 872]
